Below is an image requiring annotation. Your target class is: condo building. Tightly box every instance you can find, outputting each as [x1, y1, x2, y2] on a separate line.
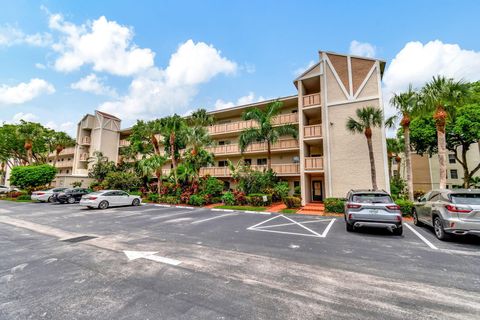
[48, 51, 390, 205]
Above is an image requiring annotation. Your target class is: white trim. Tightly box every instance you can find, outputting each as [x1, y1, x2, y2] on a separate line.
[353, 64, 377, 99]
[347, 56, 353, 98]
[191, 213, 237, 224]
[376, 61, 391, 193]
[327, 95, 379, 107]
[322, 52, 333, 197]
[296, 71, 322, 82]
[324, 55, 350, 100]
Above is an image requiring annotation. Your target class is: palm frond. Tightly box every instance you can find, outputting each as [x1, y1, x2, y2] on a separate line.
[239, 127, 263, 152]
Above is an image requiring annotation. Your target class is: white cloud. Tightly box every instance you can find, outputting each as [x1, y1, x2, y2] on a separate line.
[70, 73, 117, 96]
[45, 121, 75, 135]
[0, 25, 52, 47]
[215, 92, 266, 110]
[349, 40, 376, 58]
[49, 14, 155, 76]
[0, 79, 55, 105]
[35, 63, 47, 70]
[99, 39, 238, 119]
[294, 60, 316, 76]
[11, 112, 39, 123]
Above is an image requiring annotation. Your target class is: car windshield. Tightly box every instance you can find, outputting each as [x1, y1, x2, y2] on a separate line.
[451, 194, 480, 205]
[352, 194, 392, 204]
[52, 188, 66, 192]
[89, 191, 104, 195]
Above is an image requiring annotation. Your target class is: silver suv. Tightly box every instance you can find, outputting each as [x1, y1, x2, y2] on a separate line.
[344, 190, 402, 235]
[413, 189, 480, 240]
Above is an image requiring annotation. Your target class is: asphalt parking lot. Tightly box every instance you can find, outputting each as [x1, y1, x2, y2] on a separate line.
[1, 201, 479, 319]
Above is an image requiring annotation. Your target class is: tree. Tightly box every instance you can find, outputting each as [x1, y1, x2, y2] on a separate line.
[129, 120, 163, 156]
[138, 155, 167, 195]
[10, 164, 57, 190]
[88, 151, 116, 182]
[386, 138, 402, 178]
[239, 100, 298, 170]
[346, 106, 384, 190]
[50, 132, 75, 167]
[390, 85, 417, 200]
[183, 148, 214, 182]
[16, 121, 49, 164]
[160, 115, 187, 183]
[419, 76, 469, 189]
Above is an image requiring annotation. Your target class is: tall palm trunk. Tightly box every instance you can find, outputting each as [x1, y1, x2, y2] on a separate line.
[151, 135, 160, 155]
[156, 170, 162, 196]
[365, 129, 378, 190]
[403, 126, 414, 200]
[434, 107, 447, 189]
[25, 140, 33, 164]
[395, 156, 401, 177]
[170, 133, 178, 182]
[267, 142, 272, 170]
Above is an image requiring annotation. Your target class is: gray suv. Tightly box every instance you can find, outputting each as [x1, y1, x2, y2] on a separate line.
[344, 190, 403, 235]
[413, 189, 480, 240]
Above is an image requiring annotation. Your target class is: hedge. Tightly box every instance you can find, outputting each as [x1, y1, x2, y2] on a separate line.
[324, 198, 345, 213]
[283, 196, 301, 209]
[395, 199, 414, 216]
[246, 193, 272, 206]
[10, 164, 57, 189]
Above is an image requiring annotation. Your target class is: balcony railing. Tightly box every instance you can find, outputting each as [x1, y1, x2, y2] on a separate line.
[80, 136, 91, 145]
[199, 163, 300, 177]
[208, 113, 298, 135]
[55, 161, 73, 168]
[303, 93, 321, 108]
[79, 153, 89, 161]
[304, 124, 322, 138]
[206, 138, 299, 156]
[119, 139, 131, 147]
[304, 157, 324, 170]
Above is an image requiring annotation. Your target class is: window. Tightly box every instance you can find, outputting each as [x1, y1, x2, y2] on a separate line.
[244, 159, 252, 166]
[450, 169, 458, 179]
[294, 181, 300, 188]
[257, 158, 267, 166]
[218, 140, 231, 145]
[291, 110, 298, 113]
[66, 170, 69, 174]
[448, 154, 456, 164]
[292, 156, 300, 164]
[218, 160, 228, 167]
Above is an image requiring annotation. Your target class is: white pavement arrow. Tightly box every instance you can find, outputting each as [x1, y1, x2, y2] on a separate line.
[123, 250, 182, 266]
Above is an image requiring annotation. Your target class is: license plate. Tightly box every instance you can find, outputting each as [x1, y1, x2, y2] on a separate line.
[369, 209, 378, 214]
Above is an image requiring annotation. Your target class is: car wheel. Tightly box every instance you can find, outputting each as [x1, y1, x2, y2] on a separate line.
[98, 201, 109, 210]
[433, 216, 451, 241]
[346, 222, 354, 232]
[412, 209, 422, 226]
[67, 197, 75, 204]
[132, 198, 140, 206]
[87, 206, 93, 209]
[393, 226, 403, 236]
[48, 196, 55, 203]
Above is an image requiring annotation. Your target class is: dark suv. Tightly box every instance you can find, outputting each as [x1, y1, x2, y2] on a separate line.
[54, 188, 91, 204]
[344, 189, 403, 235]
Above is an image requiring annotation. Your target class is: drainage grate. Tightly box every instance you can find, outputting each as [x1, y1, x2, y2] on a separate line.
[62, 235, 97, 243]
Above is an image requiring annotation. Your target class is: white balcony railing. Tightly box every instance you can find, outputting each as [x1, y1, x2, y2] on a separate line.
[81, 136, 91, 145]
[199, 163, 300, 177]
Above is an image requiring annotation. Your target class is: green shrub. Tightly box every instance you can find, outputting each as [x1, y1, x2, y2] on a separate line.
[222, 191, 235, 206]
[233, 190, 247, 205]
[188, 194, 205, 206]
[16, 194, 31, 201]
[246, 193, 272, 206]
[294, 185, 301, 195]
[161, 195, 180, 205]
[10, 164, 57, 189]
[324, 198, 345, 213]
[274, 181, 290, 201]
[237, 169, 278, 195]
[71, 181, 82, 188]
[129, 190, 142, 196]
[390, 176, 407, 199]
[101, 171, 141, 191]
[283, 196, 301, 208]
[147, 193, 159, 202]
[210, 196, 222, 204]
[200, 177, 224, 197]
[395, 199, 414, 216]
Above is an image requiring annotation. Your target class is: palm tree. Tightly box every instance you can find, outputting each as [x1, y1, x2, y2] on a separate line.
[239, 100, 298, 170]
[390, 85, 417, 200]
[129, 120, 163, 156]
[420, 76, 469, 189]
[160, 115, 187, 183]
[346, 106, 384, 190]
[16, 120, 43, 164]
[138, 155, 167, 195]
[51, 132, 75, 167]
[187, 108, 214, 127]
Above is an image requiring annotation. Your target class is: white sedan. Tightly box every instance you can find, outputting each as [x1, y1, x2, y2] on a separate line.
[79, 190, 141, 209]
[31, 187, 69, 202]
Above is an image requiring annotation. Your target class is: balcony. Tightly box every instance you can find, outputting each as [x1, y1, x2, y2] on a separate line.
[199, 163, 300, 177]
[206, 138, 299, 156]
[302, 93, 321, 108]
[208, 113, 298, 135]
[79, 153, 90, 161]
[119, 139, 131, 147]
[303, 124, 322, 139]
[55, 161, 73, 168]
[80, 136, 91, 146]
[304, 157, 324, 171]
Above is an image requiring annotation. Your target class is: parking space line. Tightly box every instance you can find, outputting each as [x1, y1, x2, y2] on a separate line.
[150, 210, 197, 220]
[321, 219, 336, 238]
[405, 223, 438, 250]
[191, 213, 237, 224]
[280, 215, 322, 237]
[254, 218, 332, 229]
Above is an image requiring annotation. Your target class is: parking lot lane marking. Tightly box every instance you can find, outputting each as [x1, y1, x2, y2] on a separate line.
[246, 215, 282, 230]
[149, 210, 196, 220]
[0, 209, 12, 214]
[280, 214, 323, 237]
[191, 213, 237, 224]
[123, 250, 181, 266]
[254, 218, 332, 229]
[405, 223, 438, 250]
[249, 228, 322, 238]
[320, 219, 336, 238]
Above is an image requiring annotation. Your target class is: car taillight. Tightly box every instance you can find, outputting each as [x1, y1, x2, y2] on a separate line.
[37, 192, 44, 195]
[348, 213, 353, 219]
[87, 196, 97, 200]
[347, 204, 361, 209]
[445, 205, 471, 213]
[395, 215, 402, 222]
[386, 205, 400, 210]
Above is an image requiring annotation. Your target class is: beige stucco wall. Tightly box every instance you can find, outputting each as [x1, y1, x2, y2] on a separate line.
[327, 99, 388, 197]
[325, 64, 347, 104]
[52, 175, 94, 188]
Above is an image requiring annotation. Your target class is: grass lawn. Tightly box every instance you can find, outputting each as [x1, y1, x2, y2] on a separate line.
[214, 205, 267, 212]
[280, 208, 298, 214]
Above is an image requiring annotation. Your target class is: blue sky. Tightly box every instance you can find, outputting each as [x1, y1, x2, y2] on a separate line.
[1, 0, 479, 135]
